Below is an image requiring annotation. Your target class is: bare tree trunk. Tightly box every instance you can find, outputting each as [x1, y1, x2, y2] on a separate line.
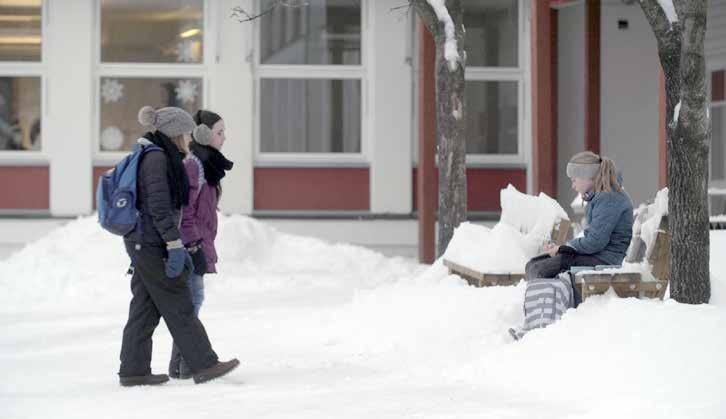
[410, 0, 467, 256]
[640, 0, 710, 304]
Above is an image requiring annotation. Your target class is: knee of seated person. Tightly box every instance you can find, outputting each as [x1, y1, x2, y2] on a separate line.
[525, 260, 538, 277]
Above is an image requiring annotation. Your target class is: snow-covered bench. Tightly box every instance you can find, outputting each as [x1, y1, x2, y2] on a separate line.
[573, 189, 670, 300]
[442, 185, 571, 287]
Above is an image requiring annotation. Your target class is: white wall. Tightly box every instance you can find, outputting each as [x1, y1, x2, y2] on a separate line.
[212, 0, 254, 214]
[601, 2, 660, 206]
[557, 3, 585, 215]
[369, 1, 413, 214]
[47, 1, 94, 216]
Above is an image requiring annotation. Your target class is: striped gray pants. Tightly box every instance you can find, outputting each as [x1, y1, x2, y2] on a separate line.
[511, 274, 574, 340]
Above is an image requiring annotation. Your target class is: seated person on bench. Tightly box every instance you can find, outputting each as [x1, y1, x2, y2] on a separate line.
[509, 151, 633, 341]
[526, 151, 633, 280]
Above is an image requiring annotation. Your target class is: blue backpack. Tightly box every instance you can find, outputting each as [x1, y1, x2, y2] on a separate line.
[97, 142, 161, 236]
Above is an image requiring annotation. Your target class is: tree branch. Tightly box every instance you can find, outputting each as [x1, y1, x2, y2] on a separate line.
[232, 0, 309, 23]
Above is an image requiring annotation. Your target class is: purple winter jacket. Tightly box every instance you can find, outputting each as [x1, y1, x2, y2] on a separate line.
[180, 154, 219, 274]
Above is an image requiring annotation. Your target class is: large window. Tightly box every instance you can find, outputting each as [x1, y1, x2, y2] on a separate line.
[463, 0, 524, 162]
[0, 0, 43, 152]
[96, 0, 205, 155]
[256, 0, 365, 161]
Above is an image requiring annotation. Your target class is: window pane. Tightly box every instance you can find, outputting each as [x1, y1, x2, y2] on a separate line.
[464, 0, 518, 67]
[466, 80, 518, 154]
[260, 78, 361, 153]
[0, 0, 42, 61]
[0, 77, 41, 151]
[260, 0, 361, 65]
[99, 77, 202, 151]
[101, 0, 204, 63]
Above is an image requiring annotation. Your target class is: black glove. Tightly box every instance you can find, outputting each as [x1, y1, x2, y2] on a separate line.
[557, 245, 577, 255]
[187, 240, 208, 276]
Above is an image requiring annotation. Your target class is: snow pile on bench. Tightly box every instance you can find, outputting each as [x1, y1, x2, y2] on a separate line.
[443, 185, 568, 273]
[638, 187, 668, 253]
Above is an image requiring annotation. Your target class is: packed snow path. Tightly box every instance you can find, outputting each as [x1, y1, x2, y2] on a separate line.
[2, 216, 726, 418]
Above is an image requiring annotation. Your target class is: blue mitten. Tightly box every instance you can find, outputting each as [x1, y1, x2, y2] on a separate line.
[165, 245, 189, 278]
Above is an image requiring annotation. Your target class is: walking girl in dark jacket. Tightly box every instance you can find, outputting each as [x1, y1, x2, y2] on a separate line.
[169, 109, 233, 379]
[118, 106, 238, 387]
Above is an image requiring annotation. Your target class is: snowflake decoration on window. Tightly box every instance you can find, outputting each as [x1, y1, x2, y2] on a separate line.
[101, 79, 124, 104]
[175, 39, 195, 63]
[175, 80, 199, 104]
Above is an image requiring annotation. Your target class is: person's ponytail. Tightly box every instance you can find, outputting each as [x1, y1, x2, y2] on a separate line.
[594, 157, 622, 193]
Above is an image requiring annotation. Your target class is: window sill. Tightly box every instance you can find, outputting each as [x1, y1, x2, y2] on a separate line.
[0, 152, 49, 166]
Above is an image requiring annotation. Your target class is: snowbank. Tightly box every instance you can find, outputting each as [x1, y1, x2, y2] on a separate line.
[0, 215, 423, 312]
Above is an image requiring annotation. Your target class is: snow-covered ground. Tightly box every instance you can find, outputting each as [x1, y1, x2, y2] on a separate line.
[2, 215, 726, 419]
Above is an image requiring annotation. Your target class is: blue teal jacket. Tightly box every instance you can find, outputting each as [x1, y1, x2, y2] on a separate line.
[567, 190, 633, 266]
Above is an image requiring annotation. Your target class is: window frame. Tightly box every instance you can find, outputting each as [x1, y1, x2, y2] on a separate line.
[253, 0, 370, 167]
[92, 0, 213, 165]
[0, 0, 48, 164]
[464, 0, 529, 166]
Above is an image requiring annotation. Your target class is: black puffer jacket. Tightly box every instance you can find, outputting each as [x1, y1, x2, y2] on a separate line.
[124, 146, 181, 246]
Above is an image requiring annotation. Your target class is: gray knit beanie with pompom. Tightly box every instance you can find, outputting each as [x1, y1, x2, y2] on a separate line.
[192, 124, 213, 146]
[137, 105, 196, 138]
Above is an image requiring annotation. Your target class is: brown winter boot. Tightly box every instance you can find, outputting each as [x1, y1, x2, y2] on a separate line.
[119, 373, 170, 387]
[193, 359, 240, 384]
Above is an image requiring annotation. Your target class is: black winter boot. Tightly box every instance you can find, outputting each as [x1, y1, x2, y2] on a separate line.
[193, 359, 240, 384]
[120, 373, 170, 387]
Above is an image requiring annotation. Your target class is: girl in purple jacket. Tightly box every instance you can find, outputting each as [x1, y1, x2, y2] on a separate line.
[169, 110, 233, 379]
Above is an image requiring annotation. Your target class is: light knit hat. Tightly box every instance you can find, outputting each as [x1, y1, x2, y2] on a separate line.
[138, 105, 196, 138]
[192, 124, 213, 146]
[566, 162, 601, 179]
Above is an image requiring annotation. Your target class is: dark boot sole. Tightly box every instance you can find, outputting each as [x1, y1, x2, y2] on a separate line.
[120, 375, 170, 387]
[193, 359, 240, 384]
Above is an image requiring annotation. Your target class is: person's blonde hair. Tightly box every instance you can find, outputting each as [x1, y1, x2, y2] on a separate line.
[169, 134, 189, 155]
[569, 151, 622, 193]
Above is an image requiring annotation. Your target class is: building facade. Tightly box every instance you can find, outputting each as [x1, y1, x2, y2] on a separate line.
[0, 0, 724, 224]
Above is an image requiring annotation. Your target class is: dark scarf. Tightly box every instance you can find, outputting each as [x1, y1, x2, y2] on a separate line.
[189, 141, 234, 187]
[143, 131, 189, 208]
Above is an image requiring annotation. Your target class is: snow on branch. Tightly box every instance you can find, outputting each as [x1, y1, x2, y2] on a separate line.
[425, 0, 460, 71]
[656, 0, 678, 23]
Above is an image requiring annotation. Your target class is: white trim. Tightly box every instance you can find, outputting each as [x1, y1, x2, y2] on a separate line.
[96, 64, 208, 77]
[253, 0, 368, 165]
[523, 0, 533, 194]
[0, 152, 49, 166]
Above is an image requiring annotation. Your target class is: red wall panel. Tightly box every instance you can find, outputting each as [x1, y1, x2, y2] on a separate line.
[254, 167, 369, 211]
[413, 168, 527, 212]
[713, 70, 725, 102]
[0, 166, 49, 209]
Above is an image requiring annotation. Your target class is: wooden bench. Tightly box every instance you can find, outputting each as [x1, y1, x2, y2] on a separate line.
[573, 215, 670, 300]
[444, 219, 572, 287]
